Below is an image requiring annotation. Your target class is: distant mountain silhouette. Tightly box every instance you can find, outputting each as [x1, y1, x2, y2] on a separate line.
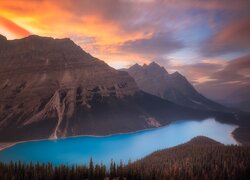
[124, 62, 227, 111]
[0, 35, 215, 143]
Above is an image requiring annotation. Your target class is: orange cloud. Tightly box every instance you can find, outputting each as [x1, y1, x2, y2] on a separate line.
[0, 16, 30, 39]
[0, 0, 153, 67]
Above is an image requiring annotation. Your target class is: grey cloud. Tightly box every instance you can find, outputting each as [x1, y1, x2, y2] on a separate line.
[201, 20, 250, 57]
[120, 32, 184, 56]
[210, 55, 250, 83]
[196, 55, 250, 99]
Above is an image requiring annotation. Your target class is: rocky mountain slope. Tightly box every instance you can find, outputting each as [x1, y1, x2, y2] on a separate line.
[0, 35, 215, 143]
[124, 62, 227, 111]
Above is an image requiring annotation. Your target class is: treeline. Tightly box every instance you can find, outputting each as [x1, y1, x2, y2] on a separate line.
[0, 159, 125, 180]
[0, 143, 250, 179]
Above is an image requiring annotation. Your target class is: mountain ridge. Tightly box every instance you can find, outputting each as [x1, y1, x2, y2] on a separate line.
[124, 62, 228, 111]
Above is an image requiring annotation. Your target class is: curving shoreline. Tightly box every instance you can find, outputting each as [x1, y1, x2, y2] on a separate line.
[0, 119, 240, 152]
[0, 143, 17, 151]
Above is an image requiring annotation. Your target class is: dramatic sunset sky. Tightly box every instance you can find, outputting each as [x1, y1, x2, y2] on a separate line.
[0, 0, 250, 99]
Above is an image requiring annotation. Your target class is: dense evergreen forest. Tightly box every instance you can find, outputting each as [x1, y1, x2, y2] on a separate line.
[0, 137, 250, 180]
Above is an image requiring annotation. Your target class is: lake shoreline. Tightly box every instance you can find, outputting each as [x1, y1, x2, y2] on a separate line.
[0, 143, 17, 151]
[0, 118, 240, 152]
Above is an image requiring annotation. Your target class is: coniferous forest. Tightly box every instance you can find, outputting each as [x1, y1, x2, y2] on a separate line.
[0, 137, 250, 180]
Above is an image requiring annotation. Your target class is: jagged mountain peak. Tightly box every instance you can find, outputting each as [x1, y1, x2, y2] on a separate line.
[143, 61, 160, 69]
[143, 62, 168, 74]
[148, 61, 160, 67]
[129, 61, 167, 73]
[129, 63, 142, 70]
[172, 71, 182, 77]
[125, 62, 227, 111]
[170, 71, 187, 81]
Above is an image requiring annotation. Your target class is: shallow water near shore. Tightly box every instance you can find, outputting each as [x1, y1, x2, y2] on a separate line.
[0, 118, 238, 166]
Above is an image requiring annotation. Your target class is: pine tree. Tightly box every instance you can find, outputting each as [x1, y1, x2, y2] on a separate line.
[88, 157, 94, 180]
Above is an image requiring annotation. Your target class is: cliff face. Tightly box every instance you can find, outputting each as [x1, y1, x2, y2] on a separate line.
[0, 35, 210, 142]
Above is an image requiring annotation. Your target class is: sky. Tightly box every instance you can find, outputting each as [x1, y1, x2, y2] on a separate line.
[0, 0, 250, 100]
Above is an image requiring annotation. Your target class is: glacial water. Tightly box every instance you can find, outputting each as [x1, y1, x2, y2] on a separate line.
[0, 118, 238, 166]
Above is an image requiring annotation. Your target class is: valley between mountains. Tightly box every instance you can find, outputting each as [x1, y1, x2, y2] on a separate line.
[0, 34, 249, 149]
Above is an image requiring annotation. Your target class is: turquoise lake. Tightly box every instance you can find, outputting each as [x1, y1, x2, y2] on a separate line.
[0, 118, 238, 166]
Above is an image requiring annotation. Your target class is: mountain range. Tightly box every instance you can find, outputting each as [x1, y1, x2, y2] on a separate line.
[123, 62, 227, 111]
[0, 34, 218, 143]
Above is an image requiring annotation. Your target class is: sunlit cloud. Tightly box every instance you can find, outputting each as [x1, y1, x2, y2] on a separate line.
[0, 16, 30, 39]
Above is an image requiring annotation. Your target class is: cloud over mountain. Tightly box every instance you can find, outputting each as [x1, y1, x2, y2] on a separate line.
[120, 32, 184, 56]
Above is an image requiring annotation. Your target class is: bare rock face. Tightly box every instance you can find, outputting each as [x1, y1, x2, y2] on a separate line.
[124, 62, 227, 111]
[0, 35, 138, 141]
